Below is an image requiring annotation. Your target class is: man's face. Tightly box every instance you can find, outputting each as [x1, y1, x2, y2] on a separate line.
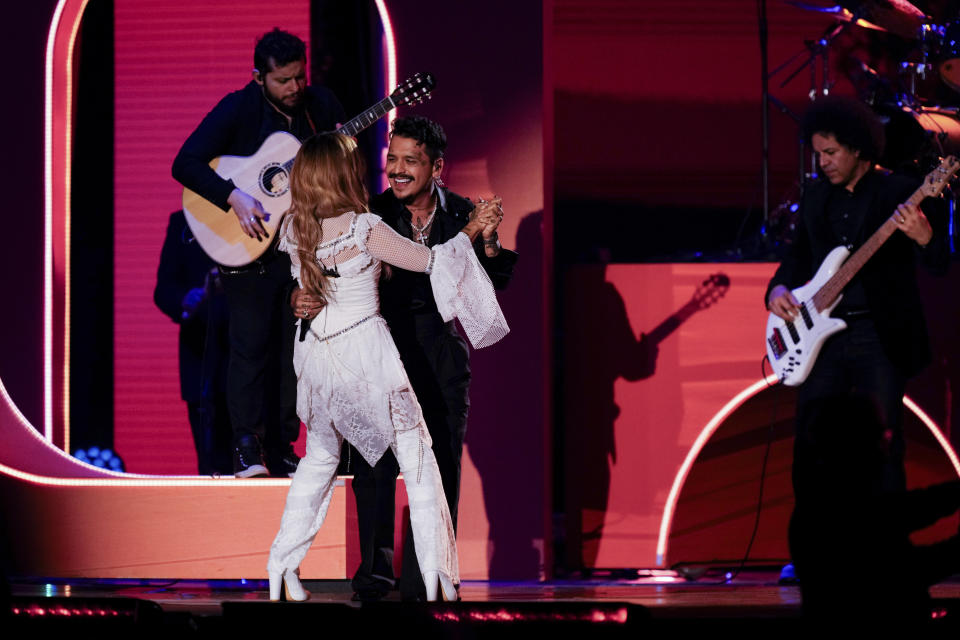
[812, 132, 862, 187]
[384, 135, 442, 203]
[257, 58, 306, 113]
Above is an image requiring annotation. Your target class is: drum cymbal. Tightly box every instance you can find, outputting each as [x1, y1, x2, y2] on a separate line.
[784, 1, 888, 32]
[784, 0, 926, 39]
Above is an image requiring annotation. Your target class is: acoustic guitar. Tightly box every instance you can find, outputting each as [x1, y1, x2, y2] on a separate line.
[182, 72, 436, 266]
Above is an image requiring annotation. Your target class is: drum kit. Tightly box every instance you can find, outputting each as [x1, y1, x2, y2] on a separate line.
[760, 1, 960, 249]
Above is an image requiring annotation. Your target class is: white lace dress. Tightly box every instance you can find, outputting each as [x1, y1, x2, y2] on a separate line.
[267, 211, 507, 585]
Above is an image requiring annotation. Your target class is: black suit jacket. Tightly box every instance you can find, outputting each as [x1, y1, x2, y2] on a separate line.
[154, 211, 230, 403]
[373, 187, 518, 326]
[767, 171, 949, 378]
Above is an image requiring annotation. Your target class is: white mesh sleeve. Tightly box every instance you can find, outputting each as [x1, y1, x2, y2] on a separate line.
[363, 219, 434, 272]
[429, 233, 510, 349]
[363, 219, 508, 348]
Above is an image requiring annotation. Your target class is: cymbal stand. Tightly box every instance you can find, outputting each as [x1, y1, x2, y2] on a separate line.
[757, 6, 866, 252]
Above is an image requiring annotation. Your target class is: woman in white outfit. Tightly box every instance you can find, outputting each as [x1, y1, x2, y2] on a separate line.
[266, 133, 508, 602]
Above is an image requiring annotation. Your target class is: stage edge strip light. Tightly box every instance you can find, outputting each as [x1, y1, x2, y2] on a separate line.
[374, 0, 397, 194]
[904, 395, 960, 476]
[1, 374, 324, 486]
[0, 458, 328, 488]
[0, 351, 340, 486]
[44, 0, 67, 443]
[655, 376, 960, 567]
[374, 0, 397, 129]
[2, 372, 145, 479]
[2, 378, 322, 490]
[61, 2, 86, 456]
[45, 0, 87, 448]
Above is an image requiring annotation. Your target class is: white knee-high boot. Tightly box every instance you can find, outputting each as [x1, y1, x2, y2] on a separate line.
[267, 437, 341, 576]
[391, 425, 459, 597]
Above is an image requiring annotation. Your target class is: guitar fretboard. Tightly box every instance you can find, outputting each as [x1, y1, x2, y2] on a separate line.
[811, 163, 955, 312]
[274, 95, 398, 174]
[336, 95, 397, 138]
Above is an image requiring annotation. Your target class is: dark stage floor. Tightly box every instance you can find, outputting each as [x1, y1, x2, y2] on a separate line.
[9, 570, 960, 633]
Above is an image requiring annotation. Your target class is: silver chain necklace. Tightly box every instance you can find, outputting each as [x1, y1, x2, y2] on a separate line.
[410, 200, 438, 245]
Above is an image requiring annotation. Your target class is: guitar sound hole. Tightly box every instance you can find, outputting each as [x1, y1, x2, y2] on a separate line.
[260, 163, 289, 197]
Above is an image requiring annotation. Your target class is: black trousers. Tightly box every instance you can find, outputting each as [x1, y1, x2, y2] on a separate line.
[787, 316, 947, 621]
[793, 316, 907, 499]
[350, 317, 471, 597]
[218, 252, 300, 455]
[187, 398, 232, 475]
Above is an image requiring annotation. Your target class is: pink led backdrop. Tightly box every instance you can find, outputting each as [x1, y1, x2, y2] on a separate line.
[113, 1, 311, 473]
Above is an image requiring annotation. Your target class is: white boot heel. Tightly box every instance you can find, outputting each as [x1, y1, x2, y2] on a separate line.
[424, 570, 458, 602]
[268, 568, 310, 602]
[284, 568, 310, 602]
[268, 571, 282, 601]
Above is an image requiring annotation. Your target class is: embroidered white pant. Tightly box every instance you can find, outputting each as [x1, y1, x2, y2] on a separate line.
[267, 423, 459, 584]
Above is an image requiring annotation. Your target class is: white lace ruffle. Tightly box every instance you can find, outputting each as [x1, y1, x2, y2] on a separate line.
[294, 316, 429, 467]
[430, 233, 510, 349]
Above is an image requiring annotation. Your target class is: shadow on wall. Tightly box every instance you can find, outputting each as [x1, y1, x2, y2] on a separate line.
[468, 210, 545, 580]
[559, 262, 659, 571]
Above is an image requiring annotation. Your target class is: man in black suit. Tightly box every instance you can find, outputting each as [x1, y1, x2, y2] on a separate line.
[767, 96, 949, 491]
[172, 29, 344, 477]
[767, 96, 951, 621]
[292, 116, 517, 600]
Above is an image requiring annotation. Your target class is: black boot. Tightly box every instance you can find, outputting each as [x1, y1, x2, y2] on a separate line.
[267, 445, 300, 478]
[234, 435, 268, 478]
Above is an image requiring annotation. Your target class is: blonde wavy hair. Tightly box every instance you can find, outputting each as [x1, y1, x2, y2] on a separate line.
[287, 133, 369, 301]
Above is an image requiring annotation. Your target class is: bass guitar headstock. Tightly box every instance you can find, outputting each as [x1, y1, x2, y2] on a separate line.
[921, 155, 960, 198]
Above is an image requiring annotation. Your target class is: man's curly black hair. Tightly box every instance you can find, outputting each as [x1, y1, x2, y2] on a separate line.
[801, 96, 885, 163]
[254, 28, 306, 74]
[390, 116, 447, 163]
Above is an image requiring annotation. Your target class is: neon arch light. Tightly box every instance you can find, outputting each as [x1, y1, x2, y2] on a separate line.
[655, 375, 960, 566]
[43, 0, 398, 460]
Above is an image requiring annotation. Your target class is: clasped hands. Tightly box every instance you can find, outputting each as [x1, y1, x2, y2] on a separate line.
[291, 196, 506, 320]
[466, 196, 504, 241]
[465, 197, 504, 258]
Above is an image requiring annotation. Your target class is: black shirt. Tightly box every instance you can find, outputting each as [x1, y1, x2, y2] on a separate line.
[172, 81, 345, 211]
[823, 177, 877, 313]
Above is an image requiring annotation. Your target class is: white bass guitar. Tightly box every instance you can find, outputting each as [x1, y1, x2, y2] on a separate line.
[765, 156, 959, 386]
